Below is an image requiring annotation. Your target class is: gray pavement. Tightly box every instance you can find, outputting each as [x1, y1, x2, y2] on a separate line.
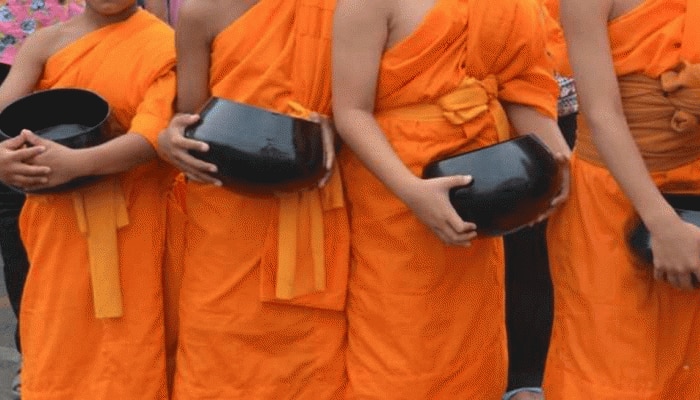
[0, 253, 21, 400]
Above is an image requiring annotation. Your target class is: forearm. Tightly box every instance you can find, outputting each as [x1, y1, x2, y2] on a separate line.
[560, 0, 676, 231]
[503, 103, 571, 157]
[334, 109, 420, 200]
[79, 133, 156, 176]
[586, 109, 677, 229]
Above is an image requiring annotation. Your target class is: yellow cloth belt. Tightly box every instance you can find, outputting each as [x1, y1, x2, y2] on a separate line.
[71, 178, 128, 318]
[274, 101, 344, 300]
[377, 75, 511, 141]
[575, 62, 700, 172]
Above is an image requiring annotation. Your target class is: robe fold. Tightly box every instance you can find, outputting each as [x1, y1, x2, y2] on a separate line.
[172, 1, 349, 398]
[541, 0, 572, 77]
[543, 1, 700, 398]
[17, 9, 176, 400]
[340, 0, 557, 398]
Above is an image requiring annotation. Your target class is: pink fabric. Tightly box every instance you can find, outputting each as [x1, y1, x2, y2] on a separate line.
[0, 0, 84, 65]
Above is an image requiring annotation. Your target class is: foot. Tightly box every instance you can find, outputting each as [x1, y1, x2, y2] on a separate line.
[503, 387, 544, 400]
[11, 361, 21, 399]
[510, 391, 543, 400]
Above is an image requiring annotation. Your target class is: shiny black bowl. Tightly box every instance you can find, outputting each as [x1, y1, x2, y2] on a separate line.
[0, 88, 111, 193]
[184, 97, 325, 193]
[423, 134, 562, 236]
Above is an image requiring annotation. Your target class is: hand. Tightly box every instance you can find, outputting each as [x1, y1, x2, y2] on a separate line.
[531, 152, 571, 226]
[157, 113, 221, 186]
[649, 218, 700, 291]
[309, 113, 335, 188]
[0, 130, 51, 188]
[22, 130, 83, 190]
[399, 175, 478, 247]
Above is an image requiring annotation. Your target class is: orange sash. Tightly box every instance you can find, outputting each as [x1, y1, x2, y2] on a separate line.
[575, 64, 700, 171]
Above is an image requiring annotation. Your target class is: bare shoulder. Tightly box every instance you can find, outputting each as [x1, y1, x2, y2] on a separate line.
[178, 0, 260, 40]
[335, 0, 392, 25]
[14, 23, 68, 66]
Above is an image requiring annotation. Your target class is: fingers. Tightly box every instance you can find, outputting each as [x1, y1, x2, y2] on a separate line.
[174, 135, 210, 154]
[439, 226, 477, 247]
[22, 129, 51, 147]
[10, 145, 48, 163]
[168, 141, 218, 183]
[433, 175, 476, 246]
[654, 268, 697, 291]
[1, 132, 31, 150]
[159, 115, 221, 185]
[318, 119, 335, 188]
[440, 174, 473, 189]
[320, 118, 335, 171]
[5, 171, 50, 189]
[170, 113, 200, 130]
[667, 272, 695, 291]
[554, 151, 570, 163]
[185, 171, 222, 186]
[178, 156, 221, 186]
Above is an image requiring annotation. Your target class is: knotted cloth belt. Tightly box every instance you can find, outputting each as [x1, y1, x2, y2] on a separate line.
[575, 61, 700, 172]
[272, 101, 344, 300]
[376, 75, 511, 141]
[71, 177, 128, 318]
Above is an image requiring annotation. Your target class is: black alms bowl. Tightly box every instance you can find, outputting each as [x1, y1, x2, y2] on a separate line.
[184, 97, 325, 193]
[423, 134, 562, 236]
[0, 88, 111, 193]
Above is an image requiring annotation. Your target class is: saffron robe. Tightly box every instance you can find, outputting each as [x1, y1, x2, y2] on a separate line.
[339, 0, 558, 398]
[172, 1, 349, 398]
[17, 9, 176, 400]
[541, 0, 572, 77]
[543, 1, 700, 398]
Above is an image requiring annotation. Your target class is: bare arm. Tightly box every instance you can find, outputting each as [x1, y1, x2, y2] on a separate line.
[157, 0, 219, 184]
[562, 0, 700, 289]
[0, 30, 50, 110]
[332, 0, 475, 246]
[0, 30, 55, 187]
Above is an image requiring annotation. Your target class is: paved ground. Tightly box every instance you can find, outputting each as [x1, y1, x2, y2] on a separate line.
[0, 254, 21, 400]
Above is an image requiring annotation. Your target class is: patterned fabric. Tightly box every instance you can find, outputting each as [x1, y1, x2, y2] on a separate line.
[555, 73, 578, 116]
[0, 0, 84, 65]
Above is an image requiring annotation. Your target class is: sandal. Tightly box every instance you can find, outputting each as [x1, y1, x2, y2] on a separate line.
[503, 387, 543, 400]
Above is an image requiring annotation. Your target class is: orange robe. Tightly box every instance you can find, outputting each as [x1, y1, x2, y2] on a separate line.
[172, 1, 349, 398]
[543, 1, 700, 398]
[339, 1, 557, 398]
[17, 9, 176, 400]
[541, 0, 572, 77]
[163, 174, 187, 392]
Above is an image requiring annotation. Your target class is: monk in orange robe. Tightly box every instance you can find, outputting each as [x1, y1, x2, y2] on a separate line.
[332, 0, 571, 398]
[0, 2, 176, 399]
[543, 0, 700, 398]
[157, 1, 349, 398]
